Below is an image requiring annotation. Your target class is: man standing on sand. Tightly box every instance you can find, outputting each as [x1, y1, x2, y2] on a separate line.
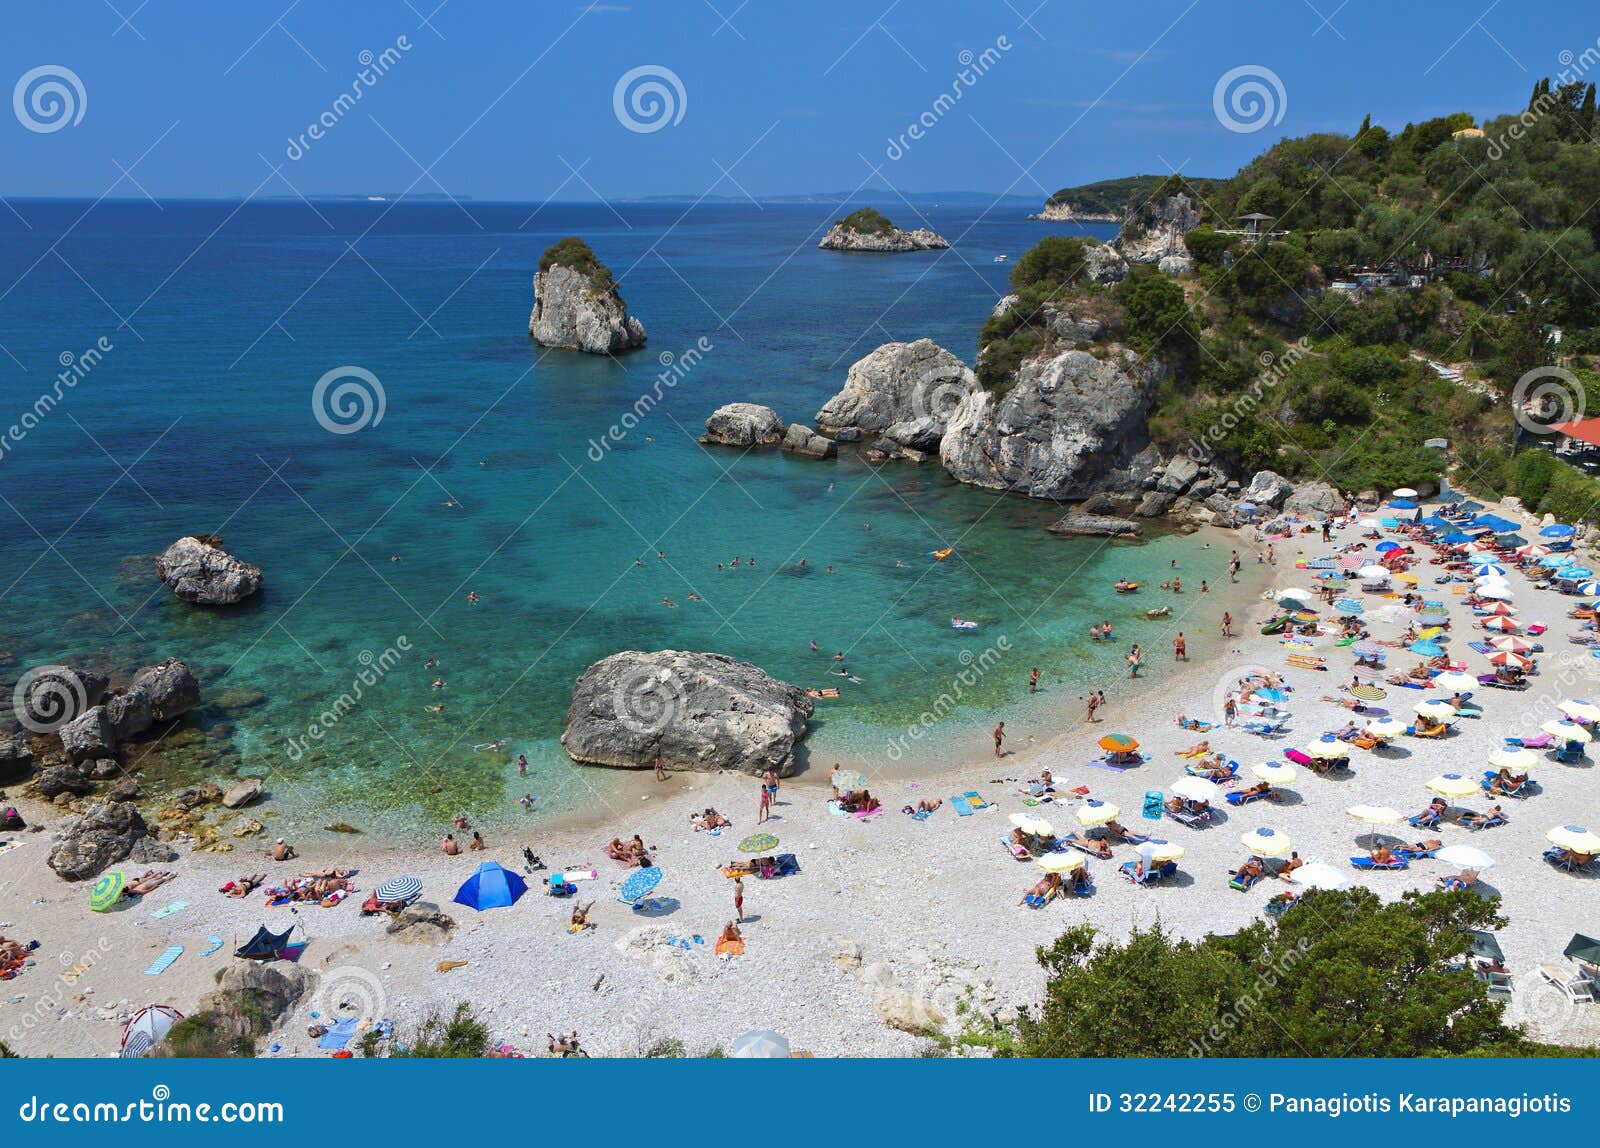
[1230, 550, 1240, 582]
[1029, 667, 1040, 693]
[1174, 632, 1187, 661]
[733, 875, 745, 923]
[1224, 696, 1238, 727]
[653, 753, 665, 782]
[993, 722, 1005, 758]
[1085, 692, 1101, 723]
[762, 768, 779, 810]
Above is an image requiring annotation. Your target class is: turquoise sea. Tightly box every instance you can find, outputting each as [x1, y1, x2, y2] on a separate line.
[0, 199, 1238, 833]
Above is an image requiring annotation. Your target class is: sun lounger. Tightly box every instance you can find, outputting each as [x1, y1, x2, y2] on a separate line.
[1461, 809, 1508, 831]
[1000, 837, 1031, 861]
[1061, 833, 1113, 859]
[1284, 748, 1313, 766]
[1349, 733, 1381, 750]
[1350, 856, 1409, 871]
[1406, 722, 1450, 738]
[1118, 859, 1177, 885]
[1070, 871, 1092, 897]
[1545, 847, 1596, 871]
[1023, 886, 1058, 909]
[1393, 844, 1439, 860]
[1407, 809, 1442, 829]
[1229, 869, 1262, 891]
[1506, 733, 1554, 749]
[1539, 963, 1597, 1002]
[1241, 719, 1290, 736]
[1480, 772, 1533, 798]
[1225, 788, 1271, 806]
[1165, 806, 1211, 828]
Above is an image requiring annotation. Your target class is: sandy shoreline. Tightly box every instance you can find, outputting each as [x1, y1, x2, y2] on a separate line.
[6, 514, 1600, 1058]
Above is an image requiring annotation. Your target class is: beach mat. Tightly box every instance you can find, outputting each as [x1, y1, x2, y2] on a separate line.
[150, 900, 187, 920]
[201, 935, 224, 957]
[142, 945, 183, 976]
[317, 1017, 359, 1050]
[951, 795, 974, 816]
[962, 791, 989, 811]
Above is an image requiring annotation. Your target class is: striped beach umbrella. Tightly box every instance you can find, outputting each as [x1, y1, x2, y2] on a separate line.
[1579, 582, 1600, 597]
[1488, 650, 1533, 669]
[1482, 616, 1519, 633]
[1335, 598, 1364, 614]
[1490, 635, 1535, 653]
[1471, 563, 1505, 577]
[1350, 684, 1386, 701]
[1480, 601, 1516, 616]
[90, 871, 126, 912]
[375, 876, 423, 904]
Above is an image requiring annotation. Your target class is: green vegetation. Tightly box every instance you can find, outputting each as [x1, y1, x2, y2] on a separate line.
[1001, 78, 1600, 505]
[0, 1041, 17, 1058]
[539, 236, 618, 294]
[391, 1002, 492, 1059]
[1018, 889, 1587, 1058]
[1045, 174, 1219, 217]
[162, 1012, 258, 1059]
[835, 206, 897, 234]
[643, 1036, 687, 1058]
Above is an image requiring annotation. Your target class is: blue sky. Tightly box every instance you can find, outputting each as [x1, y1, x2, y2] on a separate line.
[3, 0, 1596, 201]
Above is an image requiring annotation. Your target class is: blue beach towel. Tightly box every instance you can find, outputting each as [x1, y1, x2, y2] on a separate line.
[201, 935, 224, 957]
[951, 795, 974, 816]
[150, 900, 187, 920]
[142, 945, 183, 976]
[317, 1017, 358, 1050]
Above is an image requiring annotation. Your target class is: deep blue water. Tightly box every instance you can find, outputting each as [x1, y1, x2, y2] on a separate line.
[0, 198, 1233, 831]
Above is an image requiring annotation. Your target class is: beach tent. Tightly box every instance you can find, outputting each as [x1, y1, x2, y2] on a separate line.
[1563, 934, 1600, 964]
[120, 1004, 184, 1058]
[453, 861, 527, 911]
[729, 1029, 792, 1058]
[235, 924, 294, 961]
[1542, 524, 1577, 539]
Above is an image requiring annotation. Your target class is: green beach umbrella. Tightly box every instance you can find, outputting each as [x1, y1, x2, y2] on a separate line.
[830, 768, 868, 793]
[739, 833, 778, 853]
[89, 871, 126, 912]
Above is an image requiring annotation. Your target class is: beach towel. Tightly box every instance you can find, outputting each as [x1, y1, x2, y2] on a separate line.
[826, 800, 850, 817]
[1085, 759, 1129, 773]
[716, 938, 745, 958]
[909, 809, 932, 822]
[951, 795, 974, 816]
[201, 935, 224, 957]
[317, 1017, 358, 1051]
[962, 791, 989, 810]
[150, 900, 187, 920]
[1467, 641, 1494, 655]
[142, 945, 183, 976]
[0, 840, 24, 856]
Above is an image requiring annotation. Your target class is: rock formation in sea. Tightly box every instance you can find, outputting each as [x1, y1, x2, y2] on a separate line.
[57, 658, 201, 762]
[1045, 512, 1142, 538]
[701, 403, 787, 448]
[562, 650, 813, 776]
[1114, 191, 1200, 275]
[781, 423, 837, 459]
[1028, 201, 1118, 223]
[818, 207, 948, 253]
[528, 237, 646, 354]
[156, 535, 263, 605]
[816, 339, 977, 462]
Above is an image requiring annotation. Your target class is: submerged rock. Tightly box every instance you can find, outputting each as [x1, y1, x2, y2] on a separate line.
[702, 403, 786, 448]
[816, 339, 977, 448]
[1046, 513, 1142, 538]
[528, 239, 645, 355]
[781, 424, 837, 459]
[157, 535, 262, 605]
[562, 650, 813, 776]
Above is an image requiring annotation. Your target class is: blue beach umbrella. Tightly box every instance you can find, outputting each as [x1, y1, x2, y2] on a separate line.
[1541, 555, 1575, 567]
[1389, 499, 1417, 510]
[1335, 598, 1364, 614]
[1471, 563, 1504, 577]
[1375, 541, 1401, 553]
[618, 866, 663, 904]
[1559, 567, 1595, 581]
[1542, 524, 1576, 538]
[1441, 531, 1475, 545]
[452, 861, 527, 911]
[1410, 640, 1445, 657]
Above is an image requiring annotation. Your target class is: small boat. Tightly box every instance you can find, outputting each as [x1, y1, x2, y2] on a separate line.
[993, 254, 1008, 263]
[951, 617, 979, 630]
[930, 548, 954, 560]
[1145, 606, 1171, 619]
[1114, 581, 1140, 594]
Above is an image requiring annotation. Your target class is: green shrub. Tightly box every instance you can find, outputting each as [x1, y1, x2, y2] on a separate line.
[392, 1002, 492, 1059]
[538, 237, 617, 294]
[835, 207, 896, 234]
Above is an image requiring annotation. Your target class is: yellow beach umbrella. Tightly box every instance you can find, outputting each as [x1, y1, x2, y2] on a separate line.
[1559, 700, 1600, 724]
[1306, 740, 1350, 759]
[1488, 747, 1537, 770]
[1347, 804, 1405, 825]
[1140, 840, 1186, 863]
[1394, 571, 1419, 584]
[1542, 720, 1593, 743]
[1240, 827, 1292, 857]
[1547, 825, 1600, 853]
[1413, 700, 1457, 720]
[1365, 717, 1407, 738]
[1426, 773, 1480, 798]
[1008, 812, 1053, 837]
[1076, 800, 1119, 826]
[1036, 854, 1084, 874]
[1253, 762, 1297, 784]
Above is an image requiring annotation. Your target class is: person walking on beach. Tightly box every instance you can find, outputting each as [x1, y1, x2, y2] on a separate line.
[1224, 696, 1238, 727]
[757, 782, 772, 824]
[993, 722, 1006, 758]
[761, 768, 779, 813]
[1221, 611, 1233, 637]
[1029, 667, 1040, 693]
[733, 875, 745, 923]
[1174, 632, 1187, 661]
[1266, 542, 1275, 564]
[1085, 691, 1101, 723]
[1229, 550, 1240, 582]
[653, 753, 665, 782]
[1128, 645, 1143, 678]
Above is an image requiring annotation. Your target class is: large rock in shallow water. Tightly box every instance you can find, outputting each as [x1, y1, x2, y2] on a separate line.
[130, 659, 201, 721]
[562, 650, 813, 776]
[59, 705, 116, 762]
[529, 263, 646, 355]
[1046, 513, 1141, 538]
[941, 346, 1164, 500]
[781, 423, 837, 459]
[0, 734, 33, 786]
[816, 339, 977, 442]
[702, 403, 786, 448]
[157, 535, 262, 605]
[818, 222, 948, 252]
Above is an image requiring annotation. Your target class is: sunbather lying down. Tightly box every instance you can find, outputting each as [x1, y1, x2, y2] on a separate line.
[300, 868, 355, 879]
[1063, 831, 1114, 859]
[691, 807, 731, 831]
[1020, 872, 1064, 906]
[123, 870, 176, 897]
[1178, 740, 1211, 756]
[221, 874, 266, 898]
[1436, 869, 1479, 891]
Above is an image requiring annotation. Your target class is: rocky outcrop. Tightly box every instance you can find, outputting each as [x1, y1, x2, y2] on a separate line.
[1028, 201, 1118, 223]
[14, 665, 109, 731]
[819, 223, 948, 252]
[1046, 513, 1142, 538]
[386, 901, 456, 944]
[1115, 193, 1200, 270]
[816, 340, 977, 454]
[0, 734, 34, 786]
[47, 800, 171, 880]
[562, 650, 813, 776]
[130, 659, 201, 722]
[59, 706, 116, 762]
[56, 659, 200, 762]
[781, 424, 837, 459]
[701, 403, 786, 448]
[157, 536, 262, 605]
[148, 962, 310, 1056]
[1084, 242, 1129, 285]
[1283, 480, 1343, 516]
[34, 763, 93, 799]
[528, 261, 646, 355]
[1244, 470, 1295, 508]
[940, 345, 1165, 500]
[221, 778, 263, 809]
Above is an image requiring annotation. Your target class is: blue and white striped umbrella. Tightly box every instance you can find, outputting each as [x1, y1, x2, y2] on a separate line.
[375, 876, 423, 904]
[1579, 583, 1600, 597]
[1471, 563, 1504, 577]
[618, 866, 663, 904]
[1335, 598, 1364, 614]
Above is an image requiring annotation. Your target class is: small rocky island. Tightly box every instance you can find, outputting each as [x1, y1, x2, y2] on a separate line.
[819, 207, 948, 253]
[562, 650, 813, 776]
[156, 534, 262, 605]
[529, 236, 646, 354]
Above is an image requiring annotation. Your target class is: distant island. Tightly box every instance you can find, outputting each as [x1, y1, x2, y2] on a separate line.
[819, 206, 949, 253]
[1030, 175, 1220, 222]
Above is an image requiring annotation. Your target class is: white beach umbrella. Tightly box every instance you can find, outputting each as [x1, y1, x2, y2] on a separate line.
[1431, 671, 1480, 693]
[1548, 825, 1600, 852]
[1036, 853, 1084, 874]
[1346, 804, 1405, 825]
[1560, 700, 1600, 724]
[1253, 762, 1297, 784]
[1488, 746, 1537, 770]
[1477, 584, 1515, 601]
[1357, 565, 1390, 580]
[1139, 839, 1185, 863]
[729, 1030, 792, 1058]
[1542, 720, 1593, 743]
[1008, 812, 1053, 836]
[1240, 827, 1292, 857]
[1276, 587, 1316, 603]
[1426, 773, 1481, 798]
[1306, 740, 1351, 759]
[1392, 487, 1419, 499]
[1171, 777, 1219, 803]
[1364, 717, 1407, 738]
[1289, 862, 1349, 890]
[1414, 700, 1458, 720]
[1435, 844, 1496, 871]
[1076, 800, 1119, 826]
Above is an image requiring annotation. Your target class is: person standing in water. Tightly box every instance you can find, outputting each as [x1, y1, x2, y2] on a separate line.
[1029, 668, 1040, 693]
[993, 722, 1005, 758]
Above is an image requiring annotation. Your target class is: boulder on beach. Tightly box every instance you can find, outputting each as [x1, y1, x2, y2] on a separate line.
[14, 665, 109, 731]
[131, 659, 201, 722]
[34, 762, 93, 799]
[701, 403, 786, 448]
[59, 705, 116, 762]
[816, 340, 977, 447]
[562, 650, 813, 776]
[157, 535, 262, 605]
[0, 734, 34, 786]
[47, 799, 168, 880]
[528, 238, 646, 355]
[819, 208, 948, 253]
[221, 777, 263, 809]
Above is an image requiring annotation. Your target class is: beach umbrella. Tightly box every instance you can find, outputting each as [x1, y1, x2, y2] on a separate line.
[1139, 839, 1185, 863]
[1394, 572, 1419, 585]
[1393, 487, 1419, 499]
[618, 866, 664, 904]
[1097, 733, 1139, 752]
[830, 768, 868, 793]
[1351, 665, 1386, 681]
[1560, 700, 1600, 724]
[1515, 544, 1550, 557]
[1339, 554, 1366, 570]
[1365, 717, 1407, 738]
[1335, 598, 1364, 615]
[1490, 635, 1534, 653]
[1076, 799, 1120, 826]
[452, 861, 527, 912]
[729, 1030, 792, 1058]
[1542, 524, 1576, 538]
[1559, 567, 1596, 581]
[1541, 554, 1575, 568]
[1171, 777, 1219, 803]
[1436, 844, 1496, 871]
[1253, 762, 1297, 784]
[1347, 804, 1405, 825]
[1480, 601, 1516, 616]
[1036, 853, 1084, 874]
[1481, 616, 1519, 633]
[1008, 812, 1054, 838]
[1432, 671, 1479, 693]
[1426, 773, 1480, 798]
[120, 1004, 183, 1058]
[89, 870, 126, 913]
[1289, 862, 1349, 890]
[1276, 587, 1315, 603]
[1322, 577, 1350, 591]
[1375, 541, 1401, 554]
[1415, 625, 1446, 640]
[1350, 684, 1387, 702]
[1414, 700, 1458, 720]
[1409, 640, 1444, 657]
[1547, 825, 1600, 853]
[374, 876, 423, 905]
[1541, 719, 1591, 743]
[1488, 746, 1538, 770]
[738, 832, 780, 853]
[1487, 651, 1533, 669]
[1310, 739, 1351, 759]
[1471, 563, 1505, 577]
[1351, 640, 1385, 657]
[1579, 582, 1600, 597]
[1357, 565, 1390, 580]
[1240, 827, 1292, 857]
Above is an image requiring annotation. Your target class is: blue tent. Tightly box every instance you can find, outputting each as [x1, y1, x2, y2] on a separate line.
[453, 861, 527, 911]
[1473, 514, 1518, 533]
[1441, 531, 1475, 545]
